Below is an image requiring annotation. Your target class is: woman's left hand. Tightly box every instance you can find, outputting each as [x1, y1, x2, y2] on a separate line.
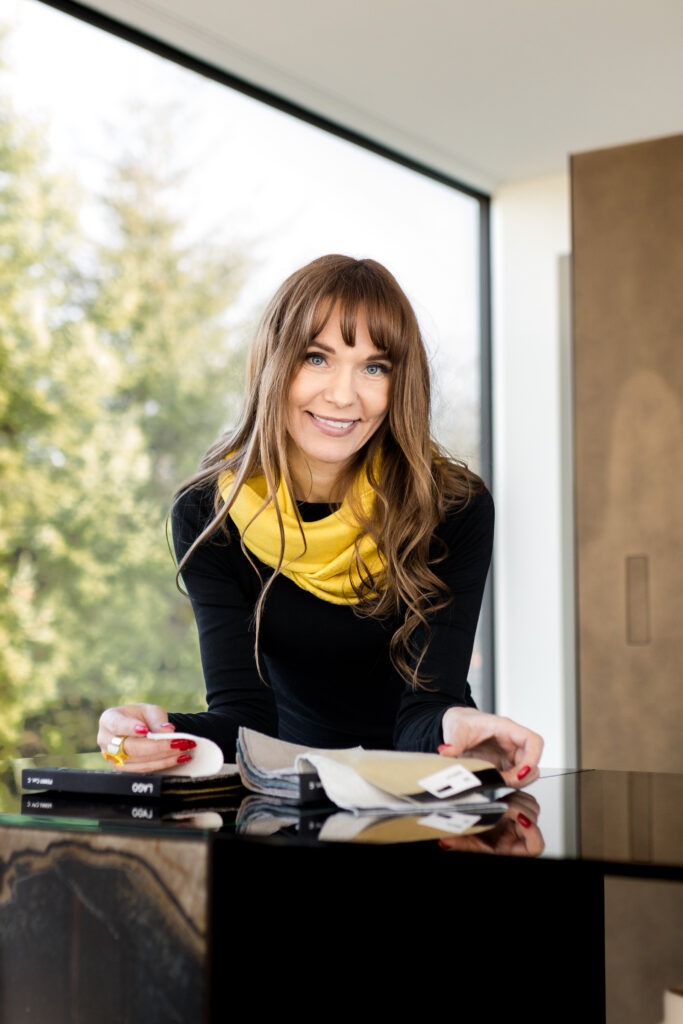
[440, 706, 544, 788]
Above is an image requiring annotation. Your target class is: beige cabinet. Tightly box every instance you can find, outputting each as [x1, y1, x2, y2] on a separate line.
[571, 132, 683, 771]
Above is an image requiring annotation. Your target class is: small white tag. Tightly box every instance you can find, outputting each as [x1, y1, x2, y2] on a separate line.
[418, 811, 482, 834]
[418, 763, 480, 799]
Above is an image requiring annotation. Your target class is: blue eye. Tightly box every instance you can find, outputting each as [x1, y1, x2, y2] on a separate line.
[305, 352, 326, 366]
[366, 363, 390, 376]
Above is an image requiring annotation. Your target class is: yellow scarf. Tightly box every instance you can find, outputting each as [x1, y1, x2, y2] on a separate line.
[218, 468, 384, 605]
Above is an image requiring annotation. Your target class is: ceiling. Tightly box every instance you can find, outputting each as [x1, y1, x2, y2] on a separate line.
[73, 0, 682, 194]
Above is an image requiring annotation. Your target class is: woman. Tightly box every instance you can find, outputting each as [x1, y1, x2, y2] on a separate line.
[98, 254, 543, 788]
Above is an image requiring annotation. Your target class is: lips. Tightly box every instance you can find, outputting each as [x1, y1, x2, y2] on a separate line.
[308, 412, 358, 435]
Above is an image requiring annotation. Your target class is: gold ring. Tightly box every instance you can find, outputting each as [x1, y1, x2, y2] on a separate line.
[102, 735, 129, 767]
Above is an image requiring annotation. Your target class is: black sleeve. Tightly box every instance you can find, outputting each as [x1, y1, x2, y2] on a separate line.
[393, 487, 495, 752]
[167, 485, 278, 760]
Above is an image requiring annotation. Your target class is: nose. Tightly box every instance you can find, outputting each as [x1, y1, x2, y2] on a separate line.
[323, 367, 356, 407]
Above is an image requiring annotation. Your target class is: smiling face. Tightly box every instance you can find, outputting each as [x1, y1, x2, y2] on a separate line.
[285, 305, 392, 501]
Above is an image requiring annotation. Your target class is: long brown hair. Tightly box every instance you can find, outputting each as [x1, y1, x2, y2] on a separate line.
[174, 254, 484, 687]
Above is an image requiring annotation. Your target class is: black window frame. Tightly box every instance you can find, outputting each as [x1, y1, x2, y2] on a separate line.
[36, 0, 495, 710]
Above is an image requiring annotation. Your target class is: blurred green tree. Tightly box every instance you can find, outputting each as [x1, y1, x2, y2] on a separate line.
[0, 77, 87, 756]
[0, 83, 250, 758]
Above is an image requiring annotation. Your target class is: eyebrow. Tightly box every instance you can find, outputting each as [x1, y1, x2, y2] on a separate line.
[307, 340, 392, 362]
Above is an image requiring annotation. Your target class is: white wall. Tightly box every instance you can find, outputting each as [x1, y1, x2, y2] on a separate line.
[491, 173, 577, 769]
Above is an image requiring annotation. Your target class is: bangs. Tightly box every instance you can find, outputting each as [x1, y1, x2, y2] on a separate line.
[310, 273, 411, 359]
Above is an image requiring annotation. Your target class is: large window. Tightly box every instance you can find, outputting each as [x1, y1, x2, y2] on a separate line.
[0, 0, 491, 758]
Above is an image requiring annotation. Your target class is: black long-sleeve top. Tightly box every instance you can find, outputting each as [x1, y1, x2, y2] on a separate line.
[168, 482, 494, 761]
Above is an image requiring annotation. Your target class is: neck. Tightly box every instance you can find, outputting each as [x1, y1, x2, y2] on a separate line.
[293, 475, 342, 503]
[288, 448, 346, 503]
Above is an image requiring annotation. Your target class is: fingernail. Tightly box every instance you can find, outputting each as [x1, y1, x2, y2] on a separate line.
[171, 739, 196, 750]
[135, 724, 149, 734]
[517, 765, 531, 780]
[177, 754, 192, 764]
[517, 813, 532, 829]
[437, 744, 450, 754]
[160, 722, 175, 730]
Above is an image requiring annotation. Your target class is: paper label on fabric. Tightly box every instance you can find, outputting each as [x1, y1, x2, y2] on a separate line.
[417, 763, 481, 799]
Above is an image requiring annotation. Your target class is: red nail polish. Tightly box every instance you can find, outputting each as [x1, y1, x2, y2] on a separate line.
[171, 739, 196, 750]
[177, 754, 192, 764]
[135, 724, 149, 734]
[517, 765, 531, 780]
[517, 813, 531, 829]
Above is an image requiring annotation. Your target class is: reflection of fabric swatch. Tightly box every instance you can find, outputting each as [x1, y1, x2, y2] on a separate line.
[234, 795, 505, 844]
[318, 810, 502, 844]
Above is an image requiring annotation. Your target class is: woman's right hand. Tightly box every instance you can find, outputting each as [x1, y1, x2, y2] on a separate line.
[97, 703, 196, 773]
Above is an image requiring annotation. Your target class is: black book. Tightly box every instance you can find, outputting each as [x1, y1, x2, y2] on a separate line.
[19, 751, 244, 804]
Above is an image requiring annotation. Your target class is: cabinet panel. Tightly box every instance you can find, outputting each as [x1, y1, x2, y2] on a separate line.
[571, 133, 683, 771]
